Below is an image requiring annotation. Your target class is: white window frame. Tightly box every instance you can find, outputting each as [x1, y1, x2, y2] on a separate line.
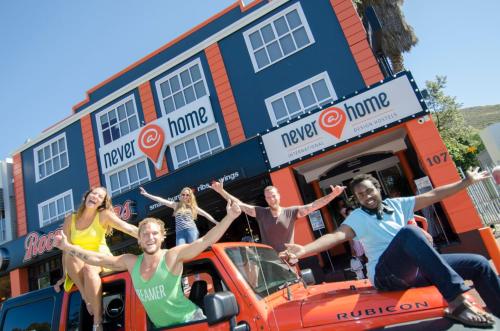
[33, 132, 69, 182]
[105, 158, 151, 196]
[243, 2, 315, 72]
[95, 94, 140, 147]
[170, 125, 224, 169]
[155, 58, 210, 116]
[38, 189, 74, 227]
[265, 72, 337, 126]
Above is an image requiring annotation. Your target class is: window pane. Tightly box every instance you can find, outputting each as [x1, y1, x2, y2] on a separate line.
[46, 160, 53, 175]
[184, 86, 196, 104]
[100, 114, 109, 129]
[103, 130, 112, 145]
[129, 115, 139, 131]
[59, 138, 66, 152]
[261, 24, 275, 43]
[137, 161, 148, 179]
[111, 126, 120, 141]
[279, 34, 295, 55]
[128, 165, 139, 184]
[37, 149, 44, 162]
[44, 146, 51, 160]
[190, 65, 201, 81]
[284, 93, 301, 114]
[51, 142, 59, 155]
[53, 157, 61, 172]
[286, 10, 301, 29]
[180, 69, 191, 87]
[39, 164, 46, 178]
[193, 81, 206, 98]
[110, 174, 119, 191]
[249, 31, 263, 50]
[120, 120, 130, 136]
[271, 99, 288, 121]
[185, 139, 197, 158]
[42, 205, 49, 220]
[175, 144, 187, 162]
[160, 81, 171, 97]
[207, 129, 221, 148]
[57, 198, 64, 215]
[274, 17, 289, 36]
[312, 79, 331, 101]
[49, 202, 56, 218]
[60, 152, 68, 168]
[173, 91, 185, 109]
[293, 27, 309, 48]
[117, 104, 126, 120]
[125, 100, 135, 116]
[169, 76, 181, 93]
[196, 134, 209, 153]
[163, 97, 175, 114]
[118, 169, 128, 188]
[299, 85, 315, 108]
[254, 48, 270, 68]
[267, 41, 283, 62]
[64, 195, 72, 211]
[108, 109, 117, 123]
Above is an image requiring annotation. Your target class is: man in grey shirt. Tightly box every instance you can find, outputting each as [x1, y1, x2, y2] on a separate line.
[211, 181, 344, 252]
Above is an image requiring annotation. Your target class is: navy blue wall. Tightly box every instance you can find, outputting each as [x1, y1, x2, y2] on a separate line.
[219, 0, 365, 136]
[22, 121, 89, 232]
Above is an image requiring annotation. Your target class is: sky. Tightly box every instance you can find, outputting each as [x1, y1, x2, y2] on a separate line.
[0, 0, 499, 160]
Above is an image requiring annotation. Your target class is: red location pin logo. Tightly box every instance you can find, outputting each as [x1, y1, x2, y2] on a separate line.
[138, 124, 165, 165]
[318, 106, 347, 139]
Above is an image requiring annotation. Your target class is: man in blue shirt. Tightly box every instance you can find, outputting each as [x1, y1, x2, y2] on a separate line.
[281, 168, 499, 328]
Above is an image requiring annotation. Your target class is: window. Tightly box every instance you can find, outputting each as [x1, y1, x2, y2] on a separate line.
[155, 59, 209, 115]
[172, 127, 223, 169]
[34, 133, 69, 182]
[243, 3, 314, 72]
[1, 297, 54, 331]
[265, 72, 337, 125]
[97, 95, 140, 146]
[38, 190, 74, 227]
[107, 159, 150, 196]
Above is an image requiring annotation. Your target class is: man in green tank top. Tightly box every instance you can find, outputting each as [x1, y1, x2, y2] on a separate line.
[54, 200, 241, 328]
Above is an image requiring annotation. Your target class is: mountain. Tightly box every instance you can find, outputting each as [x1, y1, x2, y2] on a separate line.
[460, 104, 500, 130]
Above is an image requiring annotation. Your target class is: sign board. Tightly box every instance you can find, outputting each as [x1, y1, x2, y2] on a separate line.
[99, 95, 216, 172]
[261, 73, 427, 169]
[309, 210, 325, 231]
[414, 176, 433, 194]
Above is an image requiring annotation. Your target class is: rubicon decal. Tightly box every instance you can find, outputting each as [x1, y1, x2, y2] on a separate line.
[336, 301, 429, 321]
[138, 124, 165, 168]
[319, 107, 347, 138]
[261, 73, 427, 169]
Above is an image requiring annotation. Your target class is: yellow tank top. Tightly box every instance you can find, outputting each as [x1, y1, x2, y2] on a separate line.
[70, 213, 110, 254]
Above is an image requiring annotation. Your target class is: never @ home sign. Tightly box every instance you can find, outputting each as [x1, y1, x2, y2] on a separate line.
[261, 73, 427, 169]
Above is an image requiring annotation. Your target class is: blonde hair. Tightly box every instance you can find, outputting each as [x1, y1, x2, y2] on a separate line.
[138, 218, 167, 237]
[75, 187, 113, 235]
[174, 187, 198, 219]
[264, 186, 278, 193]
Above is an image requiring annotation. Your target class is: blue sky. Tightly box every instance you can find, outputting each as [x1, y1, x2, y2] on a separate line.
[0, 0, 499, 160]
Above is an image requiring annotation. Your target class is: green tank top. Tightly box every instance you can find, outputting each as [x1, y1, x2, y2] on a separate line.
[131, 251, 198, 328]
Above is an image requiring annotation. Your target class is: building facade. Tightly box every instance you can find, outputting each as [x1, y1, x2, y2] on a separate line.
[1, 0, 489, 298]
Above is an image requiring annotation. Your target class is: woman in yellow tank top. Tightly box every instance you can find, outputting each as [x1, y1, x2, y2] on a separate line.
[60, 187, 138, 331]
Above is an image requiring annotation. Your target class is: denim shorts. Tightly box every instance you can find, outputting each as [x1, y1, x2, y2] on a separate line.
[176, 227, 199, 245]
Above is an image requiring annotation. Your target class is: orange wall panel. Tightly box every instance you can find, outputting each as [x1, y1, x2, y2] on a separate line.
[13, 153, 27, 237]
[10, 268, 29, 297]
[80, 115, 101, 188]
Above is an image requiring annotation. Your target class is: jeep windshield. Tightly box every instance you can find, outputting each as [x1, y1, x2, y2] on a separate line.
[225, 246, 299, 298]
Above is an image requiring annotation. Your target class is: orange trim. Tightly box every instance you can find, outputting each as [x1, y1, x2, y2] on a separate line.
[73, 1, 263, 112]
[80, 115, 101, 188]
[13, 153, 27, 237]
[205, 43, 245, 145]
[329, 0, 384, 86]
[138, 81, 169, 177]
[478, 227, 500, 273]
[10, 268, 29, 297]
[395, 150, 416, 193]
[404, 118, 483, 233]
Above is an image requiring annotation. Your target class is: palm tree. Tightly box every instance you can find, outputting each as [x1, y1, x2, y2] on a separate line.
[354, 0, 418, 73]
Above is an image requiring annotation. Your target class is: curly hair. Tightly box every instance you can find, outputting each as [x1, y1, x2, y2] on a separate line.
[349, 174, 381, 193]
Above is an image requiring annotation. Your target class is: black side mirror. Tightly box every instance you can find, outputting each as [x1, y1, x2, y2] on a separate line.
[204, 291, 239, 325]
[300, 268, 316, 285]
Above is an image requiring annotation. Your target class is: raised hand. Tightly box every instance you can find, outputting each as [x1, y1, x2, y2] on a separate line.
[226, 199, 241, 219]
[329, 185, 346, 197]
[53, 231, 69, 250]
[210, 180, 224, 193]
[465, 167, 491, 184]
[279, 243, 306, 265]
[139, 187, 147, 195]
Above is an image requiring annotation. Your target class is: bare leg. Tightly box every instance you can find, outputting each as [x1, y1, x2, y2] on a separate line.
[65, 254, 91, 313]
[82, 264, 103, 326]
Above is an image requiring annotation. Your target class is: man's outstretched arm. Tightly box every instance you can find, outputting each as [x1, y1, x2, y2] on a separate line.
[297, 185, 345, 218]
[211, 180, 257, 217]
[53, 232, 134, 272]
[414, 167, 490, 212]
